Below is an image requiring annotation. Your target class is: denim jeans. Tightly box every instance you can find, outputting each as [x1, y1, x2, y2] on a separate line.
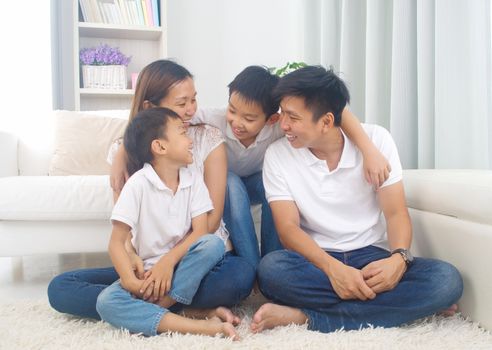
[257, 246, 464, 333]
[48, 252, 255, 321]
[96, 235, 225, 336]
[223, 171, 283, 268]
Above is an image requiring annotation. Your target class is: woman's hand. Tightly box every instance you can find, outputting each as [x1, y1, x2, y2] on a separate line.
[124, 235, 145, 280]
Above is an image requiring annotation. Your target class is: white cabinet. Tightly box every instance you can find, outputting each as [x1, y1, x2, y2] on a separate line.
[59, 0, 167, 111]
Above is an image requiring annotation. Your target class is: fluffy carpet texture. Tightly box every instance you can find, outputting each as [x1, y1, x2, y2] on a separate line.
[1, 297, 491, 350]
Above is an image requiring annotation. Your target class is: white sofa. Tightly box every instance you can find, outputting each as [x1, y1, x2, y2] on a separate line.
[0, 111, 491, 330]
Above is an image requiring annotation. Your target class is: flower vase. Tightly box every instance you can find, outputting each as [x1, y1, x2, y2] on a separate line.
[82, 65, 127, 89]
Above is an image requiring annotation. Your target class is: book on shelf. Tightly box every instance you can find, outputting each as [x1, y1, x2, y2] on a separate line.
[151, 0, 159, 26]
[79, 0, 160, 27]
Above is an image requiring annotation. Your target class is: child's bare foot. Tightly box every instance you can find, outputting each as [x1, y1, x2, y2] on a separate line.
[250, 303, 307, 333]
[439, 304, 458, 316]
[182, 307, 241, 326]
[206, 317, 239, 341]
[208, 307, 241, 326]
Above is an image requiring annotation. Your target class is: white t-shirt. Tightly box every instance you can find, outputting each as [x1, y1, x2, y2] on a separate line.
[263, 124, 403, 252]
[111, 163, 213, 270]
[108, 124, 230, 252]
[192, 107, 284, 177]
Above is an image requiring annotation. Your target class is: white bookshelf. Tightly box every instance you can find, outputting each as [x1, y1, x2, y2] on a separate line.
[59, 0, 167, 111]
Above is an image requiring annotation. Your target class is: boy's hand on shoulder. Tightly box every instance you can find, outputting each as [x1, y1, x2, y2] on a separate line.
[361, 255, 406, 294]
[362, 149, 391, 190]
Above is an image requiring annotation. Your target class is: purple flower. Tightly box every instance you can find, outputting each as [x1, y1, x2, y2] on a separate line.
[79, 44, 132, 66]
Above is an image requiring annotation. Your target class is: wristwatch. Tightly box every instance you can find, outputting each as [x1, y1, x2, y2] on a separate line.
[391, 248, 414, 266]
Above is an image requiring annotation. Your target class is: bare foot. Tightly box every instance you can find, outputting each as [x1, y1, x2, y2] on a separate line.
[438, 304, 458, 317]
[206, 317, 239, 341]
[250, 303, 307, 333]
[182, 307, 241, 326]
[209, 307, 241, 326]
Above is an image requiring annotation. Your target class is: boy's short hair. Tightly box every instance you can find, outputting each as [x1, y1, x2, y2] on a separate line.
[124, 107, 181, 176]
[273, 66, 350, 126]
[228, 66, 280, 119]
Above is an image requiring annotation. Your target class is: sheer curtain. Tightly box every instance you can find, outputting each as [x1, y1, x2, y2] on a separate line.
[304, 0, 492, 169]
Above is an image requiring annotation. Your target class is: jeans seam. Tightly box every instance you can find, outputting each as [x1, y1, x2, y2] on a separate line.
[168, 291, 191, 305]
[151, 308, 168, 336]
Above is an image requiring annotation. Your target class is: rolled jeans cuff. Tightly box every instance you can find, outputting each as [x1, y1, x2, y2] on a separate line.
[150, 308, 169, 336]
[168, 291, 192, 306]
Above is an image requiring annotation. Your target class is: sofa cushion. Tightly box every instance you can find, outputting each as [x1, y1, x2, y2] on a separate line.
[0, 176, 113, 220]
[403, 169, 492, 226]
[48, 110, 127, 176]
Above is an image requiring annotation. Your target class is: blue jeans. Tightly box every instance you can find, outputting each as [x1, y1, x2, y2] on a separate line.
[223, 171, 283, 268]
[96, 235, 224, 336]
[48, 252, 255, 321]
[258, 247, 463, 333]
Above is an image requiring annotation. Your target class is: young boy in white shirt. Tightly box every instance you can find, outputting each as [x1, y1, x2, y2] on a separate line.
[192, 66, 392, 268]
[96, 107, 238, 339]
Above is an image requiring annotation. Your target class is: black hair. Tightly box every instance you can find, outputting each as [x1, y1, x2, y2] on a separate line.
[227, 65, 280, 119]
[130, 59, 193, 120]
[124, 107, 181, 176]
[273, 66, 350, 125]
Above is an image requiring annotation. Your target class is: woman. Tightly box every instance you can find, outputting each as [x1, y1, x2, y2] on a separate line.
[48, 60, 255, 320]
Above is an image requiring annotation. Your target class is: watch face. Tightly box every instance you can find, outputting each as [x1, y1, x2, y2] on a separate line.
[405, 250, 414, 263]
[393, 248, 413, 265]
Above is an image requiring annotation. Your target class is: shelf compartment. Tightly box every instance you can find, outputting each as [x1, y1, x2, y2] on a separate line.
[80, 88, 134, 97]
[79, 22, 162, 40]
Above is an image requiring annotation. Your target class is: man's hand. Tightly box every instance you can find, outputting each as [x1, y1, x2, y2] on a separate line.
[362, 254, 407, 294]
[140, 255, 176, 301]
[327, 259, 377, 301]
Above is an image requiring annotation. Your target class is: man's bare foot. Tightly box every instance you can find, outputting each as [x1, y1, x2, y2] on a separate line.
[250, 303, 307, 333]
[183, 307, 241, 326]
[439, 304, 458, 317]
[205, 317, 239, 341]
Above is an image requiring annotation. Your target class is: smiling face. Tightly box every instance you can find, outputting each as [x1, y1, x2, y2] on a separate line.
[158, 117, 194, 166]
[226, 92, 268, 147]
[279, 96, 323, 149]
[158, 77, 197, 129]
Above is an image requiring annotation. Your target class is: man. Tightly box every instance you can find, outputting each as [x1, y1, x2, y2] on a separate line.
[251, 66, 463, 333]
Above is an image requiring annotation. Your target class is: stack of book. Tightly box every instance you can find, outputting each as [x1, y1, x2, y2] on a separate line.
[79, 0, 160, 27]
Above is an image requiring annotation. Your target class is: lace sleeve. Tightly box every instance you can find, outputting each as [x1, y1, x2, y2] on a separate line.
[202, 125, 225, 156]
[188, 125, 225, 175]
[107, 137, 123, 165]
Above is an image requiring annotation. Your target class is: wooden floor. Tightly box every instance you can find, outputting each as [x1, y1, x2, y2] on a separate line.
[0, 253, 112, 301]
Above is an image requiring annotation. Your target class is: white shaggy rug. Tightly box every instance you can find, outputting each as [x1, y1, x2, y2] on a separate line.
[1, 296, 491, 350]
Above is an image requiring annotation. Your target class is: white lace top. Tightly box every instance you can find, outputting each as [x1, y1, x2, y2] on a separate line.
[108, 124, 230, 245]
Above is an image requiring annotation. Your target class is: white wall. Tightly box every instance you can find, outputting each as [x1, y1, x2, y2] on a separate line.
[167, 0, 307, 107]
[0, 1, 52, 138]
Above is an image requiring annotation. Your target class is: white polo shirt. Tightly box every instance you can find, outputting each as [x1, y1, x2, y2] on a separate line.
[111, 163, 214, 270]
[192, 108, 284, 177]
[263, 124, 403, 252]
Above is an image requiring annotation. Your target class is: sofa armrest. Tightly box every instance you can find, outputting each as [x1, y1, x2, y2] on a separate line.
[0, 131, 18, 177]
